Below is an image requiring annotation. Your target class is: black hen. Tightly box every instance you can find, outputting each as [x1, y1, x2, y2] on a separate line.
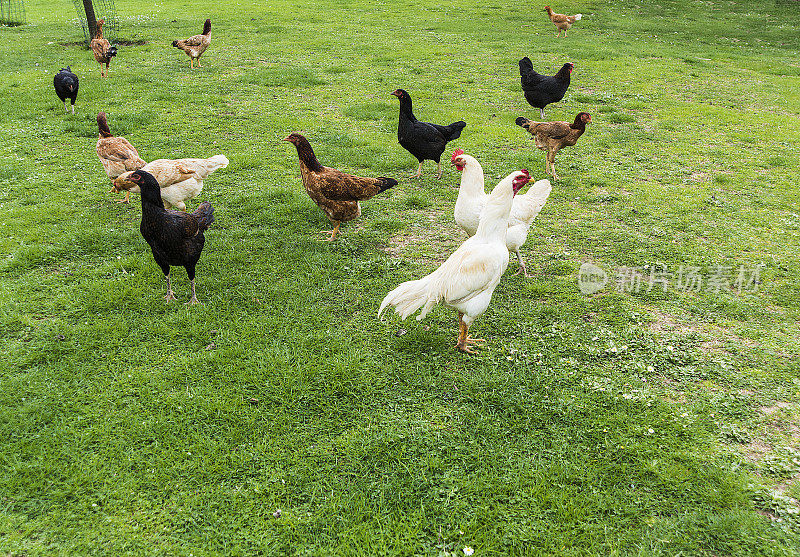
[519, 58, 573, 119]
[54, 67, 79, 114]
[391, 88, 466, 179]
[127, 170, 215, 304]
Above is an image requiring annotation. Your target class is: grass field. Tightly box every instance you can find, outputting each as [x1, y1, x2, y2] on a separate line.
[1, 0, 800, 554]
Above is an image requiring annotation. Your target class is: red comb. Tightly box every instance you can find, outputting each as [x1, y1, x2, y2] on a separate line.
[521, 169, 530, 176]
[451, 149, 465, 162]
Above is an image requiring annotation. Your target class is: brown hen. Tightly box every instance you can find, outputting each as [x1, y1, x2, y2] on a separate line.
[283, 133, 398, 240]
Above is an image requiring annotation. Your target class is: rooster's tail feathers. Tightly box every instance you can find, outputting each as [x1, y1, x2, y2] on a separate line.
[574, 14, 582, 20]
[378, 277, 439, 321]
[193, 201, 215, 231]
[106, 45, 118, 58]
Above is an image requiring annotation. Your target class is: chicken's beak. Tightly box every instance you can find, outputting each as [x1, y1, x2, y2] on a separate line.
[282, 135, 292, 142]
[390, 90, 401, 98]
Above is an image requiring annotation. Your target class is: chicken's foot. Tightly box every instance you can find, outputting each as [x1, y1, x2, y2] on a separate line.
[414, 162, 423, 178]
[513, 251, 533, 278]
[435, 161, 442, 179]
[186, 279, 201, 305]
[164, 275, 177, 302]
[456, 313, 485, 354]
[321, 222, 341, 241]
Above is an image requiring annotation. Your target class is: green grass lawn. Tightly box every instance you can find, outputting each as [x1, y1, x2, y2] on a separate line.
[1, 0, 799, 554]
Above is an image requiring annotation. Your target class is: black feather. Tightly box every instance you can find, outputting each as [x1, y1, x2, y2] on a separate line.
[135, 170, 214, 286]
[393, 89, 466, 164]
[53, 67, 79, 108]
[519, 58, 572, 114]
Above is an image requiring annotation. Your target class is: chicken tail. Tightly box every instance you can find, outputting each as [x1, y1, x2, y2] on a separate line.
[573, 13, 582, 20]
[443, 121, 467, 142]
[172, 40, 182, 48]
[190, 155, 229, 180]
[377, 177, 398, 194]
[378, 275, 439, 322]
[207, 154, 229, 169]
[192, 201, 215, 231]
[106, 45, 118, 58]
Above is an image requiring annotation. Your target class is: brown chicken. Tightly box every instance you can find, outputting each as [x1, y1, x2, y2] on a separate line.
[96, 112, 146, 203]
[172, 19, 211, 69]
[283, 132, 398, 240]
[544, 6, 582, 37]
[90, 19, 117, 77]
[515, 112, 591, 180]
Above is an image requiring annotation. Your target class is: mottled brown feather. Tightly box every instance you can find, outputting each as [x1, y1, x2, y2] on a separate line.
[285, 133, 396, 225]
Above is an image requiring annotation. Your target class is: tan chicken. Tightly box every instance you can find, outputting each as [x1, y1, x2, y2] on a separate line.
[283, 132, 398, 240]
[113, 155, 229, 210]
[172, 19, 211, 69]
[544, 6, 582, 37]
[96, 112, 146, 204]
[515, 112, 591, 180]
[89, 19, 117, 77]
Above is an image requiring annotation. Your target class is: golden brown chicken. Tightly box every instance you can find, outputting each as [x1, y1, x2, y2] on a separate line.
[283, 132, 398, 240]
[90, 19, 117, 77]
[515, 112, 591, 180]
[113, 155, 229, 210]
[544, 6, 582, 37]
[172, 19, 211, 69]
[96, 112, 146, 203]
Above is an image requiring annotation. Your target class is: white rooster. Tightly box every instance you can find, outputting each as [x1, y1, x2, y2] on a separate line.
[452, 150, 552, 277]
[113, 155, 229, 210]
[379, 170, 532, 354]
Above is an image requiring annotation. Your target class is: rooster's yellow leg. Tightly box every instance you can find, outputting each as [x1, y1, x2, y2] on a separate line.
[116, 190, 130, 204]
[456, 313, 484, 353]
[435, 161, 442, 179]
[321, 222, 341, 241]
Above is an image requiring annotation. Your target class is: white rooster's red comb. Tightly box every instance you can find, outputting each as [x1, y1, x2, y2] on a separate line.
[451, 149, 465, 162]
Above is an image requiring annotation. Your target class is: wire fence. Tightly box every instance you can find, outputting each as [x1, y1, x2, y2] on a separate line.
[72, 0, 118, 45]
[0, 0, 26, 26]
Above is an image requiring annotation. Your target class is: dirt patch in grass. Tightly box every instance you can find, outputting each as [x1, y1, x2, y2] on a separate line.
[383, 209, 461, 264]
[745, 438, 773, 463]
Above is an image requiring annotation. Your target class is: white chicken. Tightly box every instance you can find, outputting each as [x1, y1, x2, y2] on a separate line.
[113, 155, 229, 210]
[379, 170, 532, 353]
[452, 150, 552, 277]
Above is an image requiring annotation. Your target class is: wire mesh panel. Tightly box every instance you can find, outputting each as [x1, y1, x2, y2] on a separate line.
[72, 0, 118, 45]
[0, 0, 26, 26]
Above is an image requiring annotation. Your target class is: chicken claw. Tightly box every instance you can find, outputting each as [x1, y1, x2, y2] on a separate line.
[321, 223, 341, 241]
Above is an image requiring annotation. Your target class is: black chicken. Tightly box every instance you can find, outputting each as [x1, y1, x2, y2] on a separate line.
[519, 58, 573, 119]
[126, 170, 215, 305]
[391, 89, 466, 179]
[53, 67, 79, 114]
